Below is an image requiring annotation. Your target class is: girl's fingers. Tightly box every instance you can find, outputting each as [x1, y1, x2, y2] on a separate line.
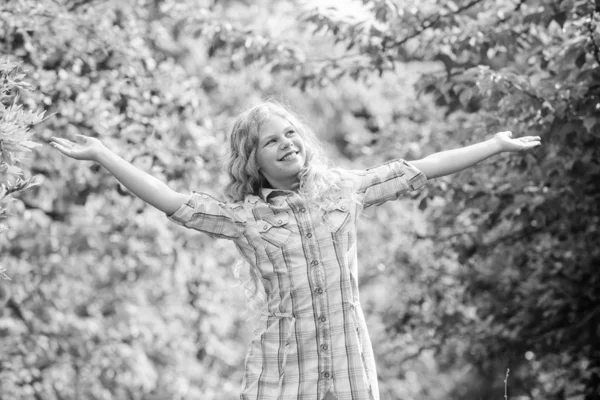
[519, 137, 531, 142]
[508, 139, 540, 151]
[51, 137, 74, 147]
[51, 142, 70, 155]
[518, 136, 538, 142]
[51, 141, 69, 151]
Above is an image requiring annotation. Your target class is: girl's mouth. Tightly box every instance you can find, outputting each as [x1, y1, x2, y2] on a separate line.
[279, 151, 298, 161]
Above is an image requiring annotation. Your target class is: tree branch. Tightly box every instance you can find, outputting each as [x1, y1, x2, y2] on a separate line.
[398, 343, 440, 363]
[497, 0, 528, 24]
[19, 198, 67, 222]
[392, 0, 486, 47]
[588, 6, 600, 67]
[307, 53, 366, 64]
[415, 228, 478, 240]
[530, 303, 600, 344]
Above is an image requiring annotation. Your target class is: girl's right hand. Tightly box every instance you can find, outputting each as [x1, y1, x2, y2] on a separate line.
[50, 134, 106, 161]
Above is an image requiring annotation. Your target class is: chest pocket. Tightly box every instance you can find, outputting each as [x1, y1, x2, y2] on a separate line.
[258, 211, 292, 248]
[323, 199, 352, 233]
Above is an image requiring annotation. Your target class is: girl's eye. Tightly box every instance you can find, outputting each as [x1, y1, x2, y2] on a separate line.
[286, 130, 296, 137]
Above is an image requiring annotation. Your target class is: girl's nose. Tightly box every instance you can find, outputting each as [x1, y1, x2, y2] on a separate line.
[280, 137, 294, 148]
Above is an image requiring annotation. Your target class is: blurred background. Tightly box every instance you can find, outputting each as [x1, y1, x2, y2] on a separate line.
[0, 0, 598, 399]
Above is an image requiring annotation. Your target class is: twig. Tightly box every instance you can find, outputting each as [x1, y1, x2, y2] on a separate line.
[504, 368, 510, 400]
[529, 304, 600, 345]
[393, 0, 486, 47]
[307, 53, 366, 64]
[399, 343, 439, 363]
[497, 0, 528, 24]
[415, 228, 478, 240]
[588, 4, 600, 67]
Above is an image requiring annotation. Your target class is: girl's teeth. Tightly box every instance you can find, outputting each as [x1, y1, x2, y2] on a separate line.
[282, 153, 296, 161]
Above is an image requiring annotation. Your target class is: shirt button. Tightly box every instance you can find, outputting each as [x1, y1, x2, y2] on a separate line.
[340, 206, 346, 210]
[321, 344, 328, 351]
[311, 260, 319, 266]
[263, 225, 268, 230]
[306, 233, 312, 238]
[300, 207, 306, 213]
[322, 372, 330, 378]
[315, 287, 323, 294]
[278, 220, 282, 224]
[319, 316, 326, 322]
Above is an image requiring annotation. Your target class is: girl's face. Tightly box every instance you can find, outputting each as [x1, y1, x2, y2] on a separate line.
[255, 115, 306, 191]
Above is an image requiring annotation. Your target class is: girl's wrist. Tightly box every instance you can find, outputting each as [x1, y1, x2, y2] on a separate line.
[490, 135, 508, 154]
[93, 143, 112, 164]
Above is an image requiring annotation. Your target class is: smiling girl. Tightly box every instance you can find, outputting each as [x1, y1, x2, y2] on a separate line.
[50, 100, 541, 400]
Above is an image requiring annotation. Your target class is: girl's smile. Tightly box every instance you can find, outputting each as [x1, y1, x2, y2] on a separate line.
[255, 115, 306, 190]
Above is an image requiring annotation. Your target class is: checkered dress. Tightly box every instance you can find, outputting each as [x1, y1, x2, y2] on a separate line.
[167, 159, 427, 400]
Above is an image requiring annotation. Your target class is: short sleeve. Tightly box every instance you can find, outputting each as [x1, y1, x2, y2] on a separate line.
[166, 191, 247, 240]
[355, 159, 427, 208]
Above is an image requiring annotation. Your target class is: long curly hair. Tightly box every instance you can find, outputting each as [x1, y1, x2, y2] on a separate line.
[225, 100, 357, 309]
[225, 100, 354, 210]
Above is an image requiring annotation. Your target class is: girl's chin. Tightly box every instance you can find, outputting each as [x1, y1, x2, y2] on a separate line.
[278, 161, 303, 172]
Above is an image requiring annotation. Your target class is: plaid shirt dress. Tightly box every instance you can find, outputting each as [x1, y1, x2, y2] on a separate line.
[167, 159, 427, 400]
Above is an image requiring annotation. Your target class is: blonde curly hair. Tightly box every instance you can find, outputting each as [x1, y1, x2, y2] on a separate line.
[225, 100, 355, 211]
[225, 100, 357, 309]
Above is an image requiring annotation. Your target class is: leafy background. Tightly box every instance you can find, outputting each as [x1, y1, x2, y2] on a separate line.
[1, 0, 598, 399]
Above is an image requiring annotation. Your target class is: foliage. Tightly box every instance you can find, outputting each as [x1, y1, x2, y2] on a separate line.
[0, 1, 257, 398]
[0, 57, 44, 281]
[296, 0, 600, 398]
[0, 0, 597, 399]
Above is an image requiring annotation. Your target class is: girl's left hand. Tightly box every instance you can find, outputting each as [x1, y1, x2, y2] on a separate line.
[494, 131, 542, 152]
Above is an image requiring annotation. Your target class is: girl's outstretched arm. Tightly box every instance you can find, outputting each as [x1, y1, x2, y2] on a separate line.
[50, 135, 188, 215]
[410, 131, 541, 180]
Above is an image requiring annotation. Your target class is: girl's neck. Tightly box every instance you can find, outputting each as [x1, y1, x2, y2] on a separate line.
[264, 176, 300, 192]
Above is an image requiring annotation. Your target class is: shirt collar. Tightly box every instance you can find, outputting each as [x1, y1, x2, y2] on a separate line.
[243, 188, 296, 204]
[260, 187, 295, 202]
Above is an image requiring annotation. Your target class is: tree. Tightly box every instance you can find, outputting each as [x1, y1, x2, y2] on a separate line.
[2, 0, 598, 398]
[0, 58, 44, 279]
[297, 0, 600, 398]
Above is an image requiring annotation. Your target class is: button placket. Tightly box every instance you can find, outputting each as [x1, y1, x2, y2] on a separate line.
[290, 198, 334, 386]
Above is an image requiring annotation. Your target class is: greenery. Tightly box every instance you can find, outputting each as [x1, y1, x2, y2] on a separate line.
[1, 0, 598, 399]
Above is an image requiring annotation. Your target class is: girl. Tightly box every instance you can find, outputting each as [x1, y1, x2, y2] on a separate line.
[50, 101, 541, 400]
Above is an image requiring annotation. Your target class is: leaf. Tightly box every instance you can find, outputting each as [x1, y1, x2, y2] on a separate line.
[575, 51, 587, 68]
[446, 1, 459, 12]
[459, 87, 474, 107]
[523, 11, 544, 25]
[583, 117, 596, 132]
[0, 267, 10, 280]
[5, 165, 22, 175]
[553, 11, 567, 28]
